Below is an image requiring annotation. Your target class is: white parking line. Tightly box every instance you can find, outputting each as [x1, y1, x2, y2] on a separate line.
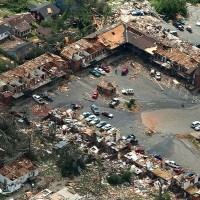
[153, 78, 164, 91]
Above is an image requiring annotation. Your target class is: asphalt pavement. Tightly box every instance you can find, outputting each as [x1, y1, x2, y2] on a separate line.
[8, 52, 200, 174]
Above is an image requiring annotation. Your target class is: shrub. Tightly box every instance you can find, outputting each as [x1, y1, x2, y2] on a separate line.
[130, 99, 136, 105]
[107, 174, 122, 185]
[107, 171, 132, 185]
[121, 171, 132, 182]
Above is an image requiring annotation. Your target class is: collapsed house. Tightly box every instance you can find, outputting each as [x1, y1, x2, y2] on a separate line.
[0, 53, 68, 100]
[97, 81, 117, 96]
[0, 158, 39, 192]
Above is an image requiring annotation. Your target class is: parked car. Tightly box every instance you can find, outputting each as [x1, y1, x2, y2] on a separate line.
[195, 125, 200, 131]
[173, 168, 185, 175]
[89, 69, 101, 77]
[165, 160, 180, 168]
[196, 21, 200, 26]
[94, 67, 106, 75]
[126, 134, 138, 144]
[100, 66, 110, 73]
[150, 69, 156, 77]
[186, 26, 192, 33]
[121, 67, 129, 76]
[173, 21, 184, 31]
[82, 112, 91, 118]
[71, 103, 83, 110]
[191, 121, 200, 128]
[96, 121, 107, 128]
[85, 115, 96, 122]
[92, 90, 99, 100]
[153, 154, 162, 160]
[107, 127, 116, 134]
[41, 92, 53, 102]
[32, 94, 45, 105]
[186, 171, 196, 177]
[134, 146, 145, 154]
[196, 43, 200, 48]
[91, 104, 100, 115]
[155, 72, 161, 81]
[109, 98, 120, 108]
[101, 124, 112, 131]
[90, 117, 101, 125]
[122, 89, 134, 95]
[101, 111, 113, 118]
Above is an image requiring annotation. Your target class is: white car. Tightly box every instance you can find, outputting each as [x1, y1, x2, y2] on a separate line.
[150, 69, 155, 77]
[165, 160, 180, 168]
[32, 94, 45, 105]
[90, 118, 100, 125]
[101, 124, 112, 131]
[85, 115, 96, 122]
[107, 127, 116, 134]
[191, 121, 200, 128]
[94, 67, 106, 75]
[196, 21, 200, 26]
[122, 89, 134, 95]
[155, 72, 161, 81]
[195, 125, 200, 131]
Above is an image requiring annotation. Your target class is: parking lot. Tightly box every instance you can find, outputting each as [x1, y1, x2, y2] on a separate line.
[8, 51, 200, 173]
[162, 5, 200, 45]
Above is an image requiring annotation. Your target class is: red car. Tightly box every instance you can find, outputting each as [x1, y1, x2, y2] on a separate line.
[173, 168, 185, 175]
[134, 146, 145, 154]
[100, 66, 110, 73]
[92, 90, 99, 100]
[101, 111, 113, 118]
[121, 67, 129, 76]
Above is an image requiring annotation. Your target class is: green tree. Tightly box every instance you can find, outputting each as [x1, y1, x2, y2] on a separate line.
[2, 0, 28, 13]
[152, 0, 187, 19]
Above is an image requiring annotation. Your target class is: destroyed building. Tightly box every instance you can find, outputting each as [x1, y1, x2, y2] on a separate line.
[2, 20, 200, 101]
[0, 53, 68, 99]
[60, 21, 200, 90]
[97, 81, 117, 96]
[0, 158, 39, 192]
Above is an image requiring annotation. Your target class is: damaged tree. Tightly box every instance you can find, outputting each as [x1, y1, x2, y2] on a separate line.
[57, 143, 87, 177]
[0, 114, 31, 161]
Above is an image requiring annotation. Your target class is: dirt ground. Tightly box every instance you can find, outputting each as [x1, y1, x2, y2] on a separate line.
[141, 107, 199, 135]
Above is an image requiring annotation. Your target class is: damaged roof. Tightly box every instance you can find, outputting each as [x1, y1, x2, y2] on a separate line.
[154, 44, 199, 70]
[127, 24, 157, 50]
[4, 13, 35, 32]
[61, 38, 104, 59]
[30, 2, 60, 19]
[97, 24, 125, 49]
[0, 158, 37, 181]
[61, 23, 125, 60]
[0, 53, 66, 83]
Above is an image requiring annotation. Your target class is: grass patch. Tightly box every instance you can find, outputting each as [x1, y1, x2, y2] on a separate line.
[185, 134, 200, 150]
[124, 99, 140, 112]
[0, 8, 12, 17]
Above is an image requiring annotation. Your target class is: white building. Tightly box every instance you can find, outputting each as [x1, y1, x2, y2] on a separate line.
[0, 23, 12, 41]
[0, 158, 39, 192]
